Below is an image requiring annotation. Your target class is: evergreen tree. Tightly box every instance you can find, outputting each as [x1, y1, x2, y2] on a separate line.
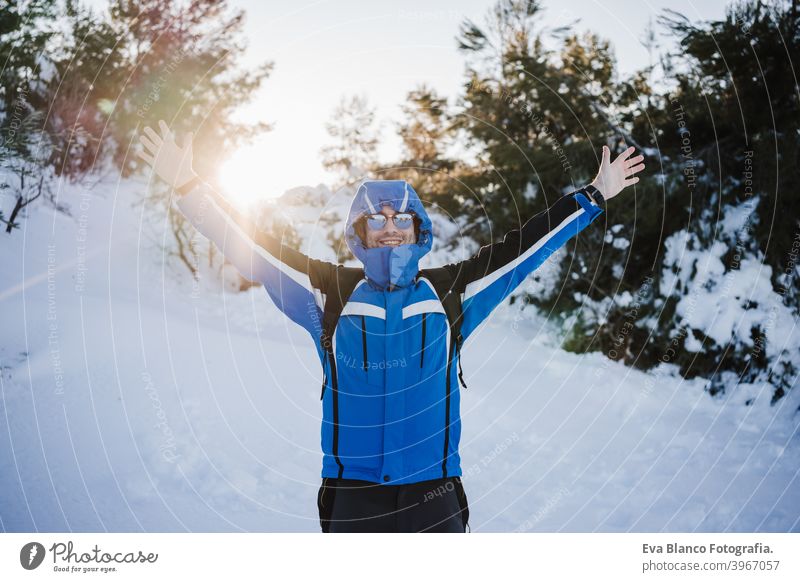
[447, 0, 639, 323]
[391, 0, 799, 404]
[450, 0, 628, 244]
[0, 0, 55, 118]
[106, 0, 272, 178]
[320, 94, 380, 187]
[104, 0, 272, 275]
[635, 0, 800, 401]
[2, 0, 272, 246]
[379, 85, 457, 220]
[0, 0, 58, 232]
[41, 0, 128, 178]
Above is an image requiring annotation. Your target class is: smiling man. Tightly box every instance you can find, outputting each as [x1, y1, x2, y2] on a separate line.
[357, 206, 418, 249]
[137, 119, 644, 533]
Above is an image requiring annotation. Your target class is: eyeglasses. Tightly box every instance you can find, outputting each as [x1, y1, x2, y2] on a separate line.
[364, 212, 415, 231]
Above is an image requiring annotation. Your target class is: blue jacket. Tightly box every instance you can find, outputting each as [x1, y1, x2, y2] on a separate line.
[175, 178, 604, 485]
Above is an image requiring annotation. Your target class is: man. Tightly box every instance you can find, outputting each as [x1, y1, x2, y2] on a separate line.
[137, 120, 645, 533]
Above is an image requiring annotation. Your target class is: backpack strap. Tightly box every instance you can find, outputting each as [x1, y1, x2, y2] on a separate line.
[419, 268, 468, 389]
[319, 267, 365, 399]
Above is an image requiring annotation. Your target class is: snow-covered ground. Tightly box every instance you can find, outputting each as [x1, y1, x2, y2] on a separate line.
[1, 177, 798, 532]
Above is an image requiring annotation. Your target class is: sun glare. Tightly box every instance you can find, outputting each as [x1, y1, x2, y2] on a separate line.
[218, 129, 335, 208]
[218, 145, 282, 206]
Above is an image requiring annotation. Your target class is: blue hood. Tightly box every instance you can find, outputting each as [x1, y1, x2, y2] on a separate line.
[345, 180, 433, 290]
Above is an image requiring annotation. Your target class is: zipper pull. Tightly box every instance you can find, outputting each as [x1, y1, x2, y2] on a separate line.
[456, 333, 467, 389]
[321, 360, 328, 399]
[457, 357, 468, 389]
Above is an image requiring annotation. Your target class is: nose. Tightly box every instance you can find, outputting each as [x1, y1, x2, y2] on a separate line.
[383, 219, 401, 236]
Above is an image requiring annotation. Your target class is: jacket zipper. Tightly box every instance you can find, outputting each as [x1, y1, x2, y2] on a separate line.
[420, 312, 427, 368]
[441, 337, 453, 478]
[361, 315, 368, 376]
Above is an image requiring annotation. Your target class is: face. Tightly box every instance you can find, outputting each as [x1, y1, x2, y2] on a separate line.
[363, 205, 417, 249]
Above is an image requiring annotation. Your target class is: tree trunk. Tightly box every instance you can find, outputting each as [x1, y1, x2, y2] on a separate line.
[5, 196, 23, 233]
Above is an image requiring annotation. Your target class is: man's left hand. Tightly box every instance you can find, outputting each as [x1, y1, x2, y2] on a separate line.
[590, 145, 645, 201]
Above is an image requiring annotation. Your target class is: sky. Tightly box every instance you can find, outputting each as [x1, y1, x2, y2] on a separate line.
[87, 0, 731, 202]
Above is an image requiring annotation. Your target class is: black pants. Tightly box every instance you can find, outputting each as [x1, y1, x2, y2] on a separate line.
[317, 476, 469, 533]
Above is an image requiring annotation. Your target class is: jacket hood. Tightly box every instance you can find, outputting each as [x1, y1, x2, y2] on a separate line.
[345, 180, 433, 290]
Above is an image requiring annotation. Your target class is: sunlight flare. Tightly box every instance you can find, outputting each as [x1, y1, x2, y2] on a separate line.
[218, 144, 283, 205]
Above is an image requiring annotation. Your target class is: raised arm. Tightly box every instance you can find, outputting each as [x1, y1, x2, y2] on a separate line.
[137, 120, 336, 340]
[451, 145, 645, 341]
[451, 187, 603, 340]
[174, 178, 337, 335]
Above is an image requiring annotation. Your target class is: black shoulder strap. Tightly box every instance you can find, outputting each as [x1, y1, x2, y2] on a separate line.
[320, 267, 365, 354]
[319, 268, 364, 400]
[419, 269, 468, 389]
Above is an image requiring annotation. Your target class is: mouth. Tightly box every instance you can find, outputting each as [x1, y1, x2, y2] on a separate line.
[378, 238, 404, 247]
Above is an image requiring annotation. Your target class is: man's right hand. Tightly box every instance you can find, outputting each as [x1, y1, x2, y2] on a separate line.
[136, 119, 198, 192]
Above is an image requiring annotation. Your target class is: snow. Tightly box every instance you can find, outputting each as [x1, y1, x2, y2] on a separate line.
[0, 176, 798, 533]
[661, 217, 799, 362]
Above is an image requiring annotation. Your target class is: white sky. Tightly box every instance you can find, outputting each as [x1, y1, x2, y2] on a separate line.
[88, 0, 731, 201]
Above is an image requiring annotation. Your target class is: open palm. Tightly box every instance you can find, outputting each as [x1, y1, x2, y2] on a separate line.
[136, 120, 198, 190]
[591, 145, 645, 201]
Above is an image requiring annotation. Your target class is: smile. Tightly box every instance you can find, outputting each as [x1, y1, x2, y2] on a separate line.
[379, 238, 404, 247]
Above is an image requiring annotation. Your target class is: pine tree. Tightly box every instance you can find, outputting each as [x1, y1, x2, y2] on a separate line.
[320, 94, 380, 187]
[0, 0, 55, 119]
[0, 0, 58, 232]
[2, 0, 272, 244]
[448, 0, 635, 316]
[638, 0, 800, 401]
[105, 0, 272, 178]
[101, 0, 273, 274]
[391, 0, 799, 404]
[450, 0, 626, 243]
[379, 86, 457, 218]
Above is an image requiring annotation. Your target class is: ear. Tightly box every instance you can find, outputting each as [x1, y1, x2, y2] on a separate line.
[353, 218, 367, 245]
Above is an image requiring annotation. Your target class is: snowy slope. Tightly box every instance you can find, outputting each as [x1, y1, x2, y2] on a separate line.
[0, 177, 798, 532]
